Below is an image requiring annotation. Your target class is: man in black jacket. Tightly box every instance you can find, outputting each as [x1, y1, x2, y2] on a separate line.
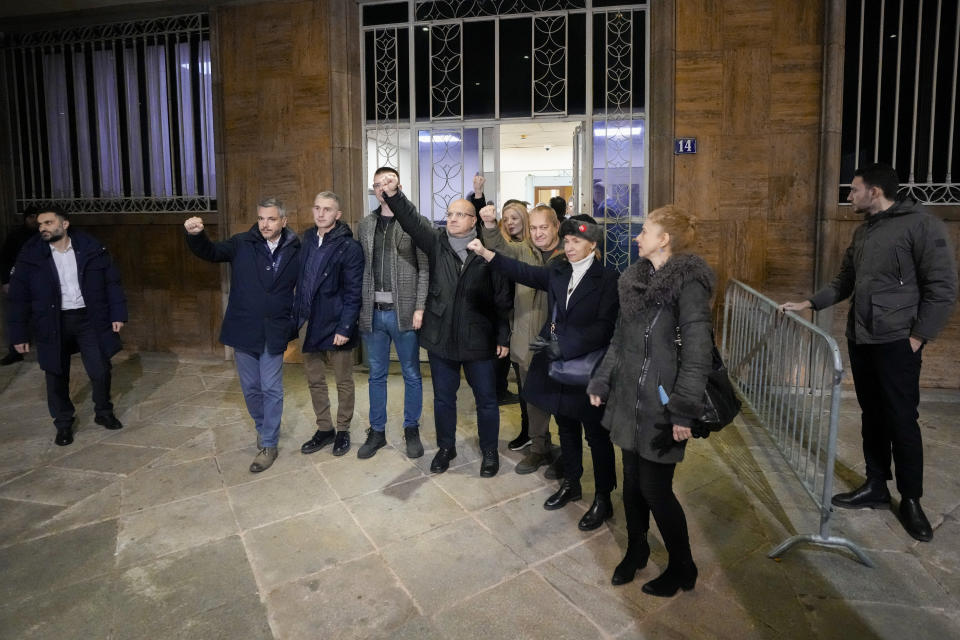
[8, 207, 127, 446]
[378, 172, 512, 477]
[1, 206, 38, 365]
[780, 163, 958, 542]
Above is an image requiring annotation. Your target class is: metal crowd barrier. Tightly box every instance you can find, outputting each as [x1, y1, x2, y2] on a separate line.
[721, 280, 873, 567]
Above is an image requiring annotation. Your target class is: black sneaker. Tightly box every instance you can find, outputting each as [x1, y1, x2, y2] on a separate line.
[404, 427, 424, 459]
[332, 431, 351, 456]
[508, 432, 531, 451]
[357, 429, 387, 459]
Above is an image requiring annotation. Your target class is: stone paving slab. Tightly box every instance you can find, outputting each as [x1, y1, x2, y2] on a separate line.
[1, 355, 958, 639]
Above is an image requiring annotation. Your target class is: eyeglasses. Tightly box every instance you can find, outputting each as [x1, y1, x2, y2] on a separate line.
[445, 210, 475, 219]
[372, 182, 383, 189]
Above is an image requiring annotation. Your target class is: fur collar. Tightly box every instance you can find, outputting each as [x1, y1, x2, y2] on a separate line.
[618, 253, 715, 317]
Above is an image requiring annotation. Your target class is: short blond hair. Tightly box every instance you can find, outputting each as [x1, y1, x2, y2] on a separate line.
[646, 205, 697, 253]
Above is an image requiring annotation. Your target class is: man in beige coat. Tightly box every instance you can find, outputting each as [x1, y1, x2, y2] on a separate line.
[478, 203, 563, 474]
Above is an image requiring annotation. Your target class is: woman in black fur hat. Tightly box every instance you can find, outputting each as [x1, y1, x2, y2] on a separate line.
[588, 205, 715, 597]
[467, 214, 620, 531]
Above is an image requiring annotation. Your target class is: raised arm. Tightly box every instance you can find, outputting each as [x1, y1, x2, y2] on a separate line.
[183, 217, 236, 263]
[379, 174, 438, 256]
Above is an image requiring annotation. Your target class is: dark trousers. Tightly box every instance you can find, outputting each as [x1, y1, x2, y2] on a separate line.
[621, 449, 691, 564]
[428, 353, 499, 452]
[46, 309, 113, 431]
[554, 413, 616, 493]
[514, 361, 529, 431]
[848, 339, 924, 498]
[496, 355, 511, 396]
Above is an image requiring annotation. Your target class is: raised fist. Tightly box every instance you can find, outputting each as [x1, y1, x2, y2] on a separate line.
[184, 217, 204, 235]
[473, 173, 486, 196]
[379, 173, 400, 198]
[478, 204, 497, 227]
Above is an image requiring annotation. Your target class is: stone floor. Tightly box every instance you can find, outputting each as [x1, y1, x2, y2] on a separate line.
[0, 351, 958, 640]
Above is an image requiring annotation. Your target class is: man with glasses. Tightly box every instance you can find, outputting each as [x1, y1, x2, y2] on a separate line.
[377, 172, 512, 477]
[353, 168, 429, 460]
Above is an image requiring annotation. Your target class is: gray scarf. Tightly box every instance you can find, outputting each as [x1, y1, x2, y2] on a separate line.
[447, 227, 477, 263]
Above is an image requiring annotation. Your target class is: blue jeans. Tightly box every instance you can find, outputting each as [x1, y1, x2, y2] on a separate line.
[428, 353, 499, 452]
[362, 309, 423, 432]
[235, 348, 284, 448]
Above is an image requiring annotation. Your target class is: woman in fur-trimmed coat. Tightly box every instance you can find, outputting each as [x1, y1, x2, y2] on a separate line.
[588, 205, 715, 599]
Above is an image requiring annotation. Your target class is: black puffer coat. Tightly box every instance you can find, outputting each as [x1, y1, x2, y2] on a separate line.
[587, 254, 715, 464]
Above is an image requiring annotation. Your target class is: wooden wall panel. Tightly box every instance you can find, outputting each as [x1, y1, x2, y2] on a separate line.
[65, 219, 223, 356]
[673, 0, 825, 321]
[216, 0, 362, 362]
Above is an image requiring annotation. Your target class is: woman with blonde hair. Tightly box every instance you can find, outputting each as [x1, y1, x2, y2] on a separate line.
[588, 204, 715, 597]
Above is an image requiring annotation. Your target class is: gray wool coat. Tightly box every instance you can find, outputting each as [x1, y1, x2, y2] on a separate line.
[587, 253, 715, 464]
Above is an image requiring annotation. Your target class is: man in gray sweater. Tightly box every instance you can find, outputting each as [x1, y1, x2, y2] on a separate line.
[354, 167, 430, 460]
[780, 163, 957, 542]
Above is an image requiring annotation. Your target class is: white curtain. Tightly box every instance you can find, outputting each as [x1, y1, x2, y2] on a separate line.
[42, 50, 72, 198]
[144, 43, 173, 196]
[93, 47, 122, 197]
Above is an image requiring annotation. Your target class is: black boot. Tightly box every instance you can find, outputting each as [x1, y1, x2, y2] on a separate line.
[578, 492, 614, 531]
[611, 534, 650, 586]
[544, 480, 582, 510]
[899, 498, 933, 542]
[641, 559, 698, 597]
[831, 478, 891, 509]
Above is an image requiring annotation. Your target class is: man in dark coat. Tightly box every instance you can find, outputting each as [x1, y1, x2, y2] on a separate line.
[7, 207, 127, 446]
[184, 197, 301, 473]
[781, 163, 958, 542]
[1, 206, 38, 365]
[297, 191, 364, 458]
[379, 172, 513, 477]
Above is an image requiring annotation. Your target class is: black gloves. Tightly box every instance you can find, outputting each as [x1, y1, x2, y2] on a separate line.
[529, 336, 563, 361]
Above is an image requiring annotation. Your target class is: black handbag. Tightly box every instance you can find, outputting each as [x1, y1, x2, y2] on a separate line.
[546, 304, 607, 387]
[675, 327, 741, 435]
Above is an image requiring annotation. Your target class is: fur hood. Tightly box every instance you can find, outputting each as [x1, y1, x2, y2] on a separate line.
[618, 253, 715, 317]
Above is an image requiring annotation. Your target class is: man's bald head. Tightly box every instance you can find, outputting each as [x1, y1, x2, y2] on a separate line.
[445, 198, 478, 237]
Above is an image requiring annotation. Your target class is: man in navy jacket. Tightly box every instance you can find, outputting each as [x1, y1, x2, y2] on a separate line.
[297, 191, 364, 458]
[184, 198, 300, 473]
[7, 207, 128, 446]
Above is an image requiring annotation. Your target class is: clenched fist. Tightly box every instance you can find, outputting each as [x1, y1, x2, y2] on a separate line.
[478, 204, 497, 228]
[473, 173, 486, 197]
[379, 173, 400, 198]
[184, 217, 204, 235]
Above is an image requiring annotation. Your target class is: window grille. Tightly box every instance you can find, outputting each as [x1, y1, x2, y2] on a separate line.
[840, 0, 960, 204]
[2, 14, 216, 213]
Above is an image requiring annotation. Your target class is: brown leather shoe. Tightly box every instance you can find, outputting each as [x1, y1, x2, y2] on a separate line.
[249, 447, 278, 473]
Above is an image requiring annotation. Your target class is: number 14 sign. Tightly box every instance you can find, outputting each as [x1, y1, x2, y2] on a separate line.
[674, 138, 697, 154]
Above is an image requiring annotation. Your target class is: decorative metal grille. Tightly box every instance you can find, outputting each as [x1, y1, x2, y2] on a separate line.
[532, 15, 567, 115]
[416, 0, 585, 21]
[24, 196, 215, 214]
[4, 15, 207, 47]
[2, 13, 216, 214]
[426, 130, 464, 219]
[429, 23, 462, 119]
[373, 29, 401, 170]
[595, 11, 636, 272]
[840, 0, 960, 204]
